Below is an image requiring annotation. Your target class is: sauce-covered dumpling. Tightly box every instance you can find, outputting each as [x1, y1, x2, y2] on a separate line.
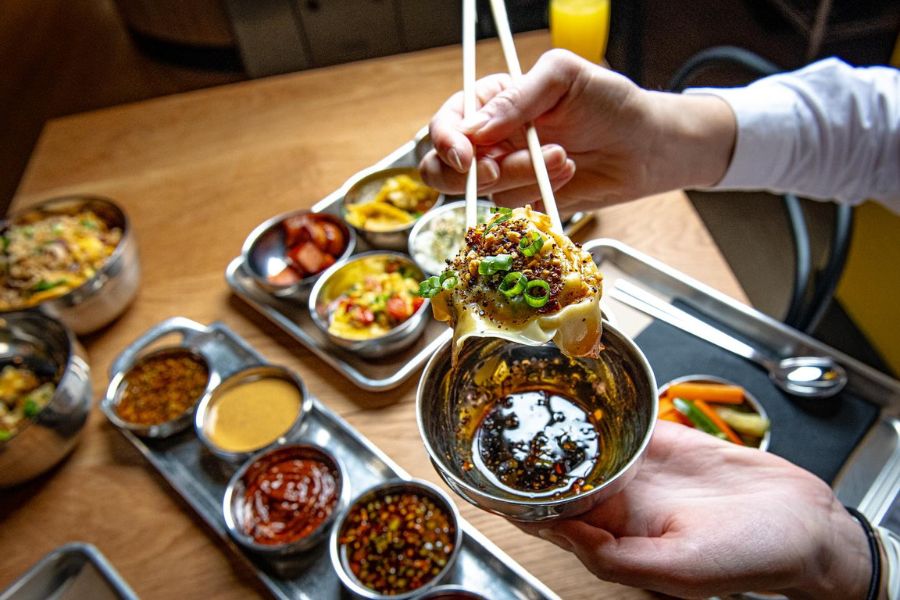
[420, 206, 603, 359]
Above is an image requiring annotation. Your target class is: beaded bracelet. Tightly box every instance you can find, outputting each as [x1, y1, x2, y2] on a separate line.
[846, 506, 881, 600]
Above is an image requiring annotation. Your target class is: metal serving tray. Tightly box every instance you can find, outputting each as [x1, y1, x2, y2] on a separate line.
[226, 137, 592, 392]
[587, 238, 900, 534]
[106, 317, 558, 600]
[0, 543, 138, 600]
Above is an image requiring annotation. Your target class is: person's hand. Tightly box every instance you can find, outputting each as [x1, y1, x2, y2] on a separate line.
[515, 420, 871, 599]
[419, 49, 736, 212]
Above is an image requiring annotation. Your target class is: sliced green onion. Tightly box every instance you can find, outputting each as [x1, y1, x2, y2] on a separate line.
[417, 275, 441, 298]
[518, 232, 544, 257]
[1, 236, 9, 252]
[485, 207, 513, 231]
[498, 271, 526, 298]
[524, 279, 550, 308]
[0, 430, 10, 442]
[478, 254, 513, 276]
[440, 270, 459, 291]
[32, 279, 66, 292]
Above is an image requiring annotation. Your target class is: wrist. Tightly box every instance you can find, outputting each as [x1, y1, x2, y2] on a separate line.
[785, 504, 872, 600]
[644, 90, 736, 192]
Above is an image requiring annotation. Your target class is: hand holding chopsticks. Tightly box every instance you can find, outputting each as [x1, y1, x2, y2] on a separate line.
[461, 0, 563, 233]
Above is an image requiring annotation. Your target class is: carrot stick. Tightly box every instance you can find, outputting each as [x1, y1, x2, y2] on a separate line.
[667, 382, 745, 404]
[694, 399, 744, 445]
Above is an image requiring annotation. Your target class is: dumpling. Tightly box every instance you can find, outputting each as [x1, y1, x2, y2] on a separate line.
[418, 206, 603, 360]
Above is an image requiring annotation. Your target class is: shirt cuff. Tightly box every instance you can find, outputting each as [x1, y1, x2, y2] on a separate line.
[684, 85, 800, 191]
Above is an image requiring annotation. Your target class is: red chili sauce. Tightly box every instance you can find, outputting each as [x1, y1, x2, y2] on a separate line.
[241, 455, 338, 545]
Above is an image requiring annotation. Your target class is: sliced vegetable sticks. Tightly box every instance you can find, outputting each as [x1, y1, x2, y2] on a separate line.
[693, 399, 744, 446]
[665, 382, 744, 404]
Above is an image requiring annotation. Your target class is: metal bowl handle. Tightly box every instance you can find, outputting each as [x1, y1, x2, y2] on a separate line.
[108, 317, 208, 377]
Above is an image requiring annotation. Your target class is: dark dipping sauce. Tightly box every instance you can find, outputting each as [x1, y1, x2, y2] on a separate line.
[339, 491, 455, 595]
[241, 455, 338, 545]
[472, 388, 601, 497]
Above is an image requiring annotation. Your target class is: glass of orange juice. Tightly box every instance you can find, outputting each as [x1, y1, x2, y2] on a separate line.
[550, 0, 611, 63]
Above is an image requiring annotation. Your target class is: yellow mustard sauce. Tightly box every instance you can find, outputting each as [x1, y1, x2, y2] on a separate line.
[204, 378, 300, 452]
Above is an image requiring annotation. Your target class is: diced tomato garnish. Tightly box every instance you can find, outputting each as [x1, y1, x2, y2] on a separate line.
[349, 305, 375, 326]
[386, 296, 411, 322]
[411, 296, 424, 312]
[319, 221, 345, 256]
[283, 215, 312, 247]
[288, 242, 330, 275]
[267, 266, 302, 286]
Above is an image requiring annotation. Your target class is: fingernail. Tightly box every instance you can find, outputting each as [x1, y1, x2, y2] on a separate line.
[447, 148, 464, 172]
[477, 159, 499, 183]
[538, 529, 574, 552]
[460, 111, 491, 133]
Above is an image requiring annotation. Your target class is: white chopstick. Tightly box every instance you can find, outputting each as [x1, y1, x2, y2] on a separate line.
[488, 0, 563, 234]
[463, 0, 479, 229]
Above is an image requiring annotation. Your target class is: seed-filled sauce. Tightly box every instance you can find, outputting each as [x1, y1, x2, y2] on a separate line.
[473, 389, 601, 496]
[241, 455, 338, 545]
[116, 350, 208, 426]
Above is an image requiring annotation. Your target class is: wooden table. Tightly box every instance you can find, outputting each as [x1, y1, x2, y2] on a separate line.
[0, 32, 745, 600]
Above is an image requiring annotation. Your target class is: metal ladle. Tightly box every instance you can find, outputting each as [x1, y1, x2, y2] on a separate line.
[611, 281, 848, 399]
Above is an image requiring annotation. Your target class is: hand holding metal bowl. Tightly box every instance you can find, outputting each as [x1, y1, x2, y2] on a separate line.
[0, 312, 92, 487]
[0, 196, 140, 335]
[417, 322, 657, 522]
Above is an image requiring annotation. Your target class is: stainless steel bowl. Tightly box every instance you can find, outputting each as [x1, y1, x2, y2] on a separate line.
[309, 252, 430, 358]
[242, 210, 356, 301]
[407, 200, 494, 277]
[329, 478, 462, 600]
[417, 322, 658, 522]
[659, 374, 771, 451]
[341, 166, 444, 251]
[102, 346, 217, 439]
[194, 365, 312, 464]
[413, 128, 433, 165]
[0, 312, 92, 487]
[223, 443, 349, 557]
[1, 195, 140, 335]
[417, 586, 488, 600]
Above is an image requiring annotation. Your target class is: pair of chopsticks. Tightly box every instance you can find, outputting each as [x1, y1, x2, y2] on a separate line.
[462, 0, 563, 234]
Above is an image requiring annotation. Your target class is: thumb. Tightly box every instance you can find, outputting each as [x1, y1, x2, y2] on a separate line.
[460, 49, 587, 145]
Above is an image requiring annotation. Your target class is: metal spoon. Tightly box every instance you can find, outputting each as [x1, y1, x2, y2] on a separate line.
[611, 280, 848, 399]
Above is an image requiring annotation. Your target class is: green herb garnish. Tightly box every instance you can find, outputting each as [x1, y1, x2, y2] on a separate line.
[477, 254, 513, 276]
[524, 279, 550, 308]
[518, 232, 544, 257]
[485, 206, 513, 231]
[80, 218, 98, 230]
[439, 270, 459, 291]
[32, 279, 66, 292]
[1, 236, 9, 252]
[23, 399, 41, 418]
[417, 276, 441, 298]
[499, 271, 526, 298]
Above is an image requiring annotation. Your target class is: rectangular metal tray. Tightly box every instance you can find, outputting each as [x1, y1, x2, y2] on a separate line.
[107, 317, 559, 600]
[225, 138, 592, 392]
[587, 238, 900, 533]
[0, 543, 138, 600]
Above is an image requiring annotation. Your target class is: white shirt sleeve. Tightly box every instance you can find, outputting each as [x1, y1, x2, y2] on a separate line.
[685, 58, 900, 213]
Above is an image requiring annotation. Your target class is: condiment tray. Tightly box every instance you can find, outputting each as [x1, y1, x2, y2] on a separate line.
[226, 135, 592, 392]
[106, 317, 559, 600]
[0, 543, 138, 600]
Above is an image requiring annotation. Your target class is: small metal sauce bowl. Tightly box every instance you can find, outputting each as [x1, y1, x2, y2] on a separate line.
[329, 478, 463, 600]
[0, 312, 92, 488]
[223, 443, 348, 557]
[1, 195, 140, 335]
[194, 365, 312, 464]
[417, 586, 488, 600]
[341, 166, 444, 251]
[417, 322, 658, 522]
[407, 200, 494, 277]
[102, 346, 216, 439]
[308, 252, 430, 358]
[659, 374, 771, 451]
[242, 210, 356, 301]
